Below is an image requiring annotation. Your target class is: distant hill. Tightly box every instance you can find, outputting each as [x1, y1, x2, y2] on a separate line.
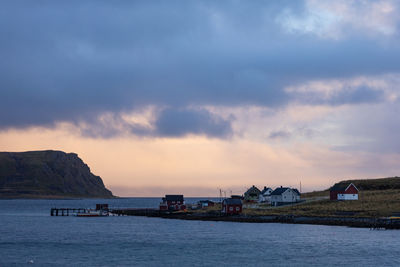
[278, 176, 400, 218]
[302, 176, 400, 198]
[0, 150, 114, 198]
[330, 177, 400, 191]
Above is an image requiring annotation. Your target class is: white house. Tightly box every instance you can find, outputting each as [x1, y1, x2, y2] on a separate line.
[259, 186, 273, 203]
[270, 187, 300, 206]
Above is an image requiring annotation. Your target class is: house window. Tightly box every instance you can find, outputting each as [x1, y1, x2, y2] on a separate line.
[236, 207, 240, 211]
[229, 207, 233, 211]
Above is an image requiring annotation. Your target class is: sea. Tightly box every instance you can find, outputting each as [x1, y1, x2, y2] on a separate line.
[0, 198, 399, 267]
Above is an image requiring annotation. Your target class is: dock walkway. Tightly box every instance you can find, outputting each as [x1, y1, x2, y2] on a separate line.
[50, 208, 87, 216]
[50, 207, 159, 217]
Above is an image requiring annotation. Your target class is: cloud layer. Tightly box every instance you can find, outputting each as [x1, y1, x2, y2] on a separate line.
[1, 1, 400, 137]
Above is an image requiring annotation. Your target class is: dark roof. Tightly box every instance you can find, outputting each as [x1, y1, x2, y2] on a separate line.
[223, 198, 242, 205]
[330, 183, 347, 191]
[330, 183, 358, 192]
[271, 187, 290, 195]
[261, 187, 272, 194]
[271, 187, 300, 195]
[330, 183, 349, 192]
[164, 195, 184, 201]
[245, 185, 261, 195]
[292, 189, 300, 195]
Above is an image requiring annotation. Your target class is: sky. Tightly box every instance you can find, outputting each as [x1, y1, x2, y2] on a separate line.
[1, 0, 400, 196]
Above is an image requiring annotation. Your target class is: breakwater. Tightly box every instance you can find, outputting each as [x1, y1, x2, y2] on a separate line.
[49, 204, 400, 229]
[110, 208, 400, 229]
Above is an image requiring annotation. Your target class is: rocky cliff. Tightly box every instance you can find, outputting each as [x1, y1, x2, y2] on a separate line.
[0, 150, 113, 198]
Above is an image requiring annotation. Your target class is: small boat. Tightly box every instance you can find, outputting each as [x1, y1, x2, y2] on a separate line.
[76, 210, 108, 217]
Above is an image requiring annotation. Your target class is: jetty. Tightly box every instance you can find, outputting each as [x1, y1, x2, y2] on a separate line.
[50, 204, 160, 217]
[51, 203, 110, 216]
[50, 208, 87, 216]
[49, 204, 400, 229]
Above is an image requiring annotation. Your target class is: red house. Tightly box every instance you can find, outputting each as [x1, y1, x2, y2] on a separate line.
[222, 198, 242, 215]
[330, 183, 359, 200]
[159, 195, 186, 211]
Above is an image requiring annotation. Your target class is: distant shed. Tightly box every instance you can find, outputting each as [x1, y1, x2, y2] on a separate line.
[159, 195, 186, 211]
[222, 198, 242, 215]
[330, 183, 359, 200]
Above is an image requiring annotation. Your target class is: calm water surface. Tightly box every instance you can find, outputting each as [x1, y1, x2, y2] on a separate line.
[0, 198, 399, 266]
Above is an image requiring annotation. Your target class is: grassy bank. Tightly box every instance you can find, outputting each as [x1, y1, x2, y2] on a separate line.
[242, 189, 400, 218]
[198, 188, 400, 218]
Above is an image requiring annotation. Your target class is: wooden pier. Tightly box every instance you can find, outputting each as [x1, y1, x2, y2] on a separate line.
[50, 206, 159, 217]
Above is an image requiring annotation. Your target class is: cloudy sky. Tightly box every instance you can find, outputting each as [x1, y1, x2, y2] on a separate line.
[1, 0, 400, 196]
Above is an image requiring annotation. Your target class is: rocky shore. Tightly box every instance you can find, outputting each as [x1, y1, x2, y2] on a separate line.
[111, 209, 400, 229]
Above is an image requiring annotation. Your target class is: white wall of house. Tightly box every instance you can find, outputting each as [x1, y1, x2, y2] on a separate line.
[270, 194, 282, 204]
[259, 194, 272, 203]
[281, 189, 300, 203]
[337, 193, 358, 200]
[271, 189, 300, 205]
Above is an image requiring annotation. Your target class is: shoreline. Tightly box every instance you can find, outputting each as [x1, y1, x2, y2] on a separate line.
[111, 209, 400, 229]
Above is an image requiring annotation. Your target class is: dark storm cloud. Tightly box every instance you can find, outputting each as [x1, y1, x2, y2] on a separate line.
[330, 86, 385, 105]
[154, 108, 233, 138]
[1, 1, 400, 136]
[77, 107, 233, 138]
[291, 85, 387, 106]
